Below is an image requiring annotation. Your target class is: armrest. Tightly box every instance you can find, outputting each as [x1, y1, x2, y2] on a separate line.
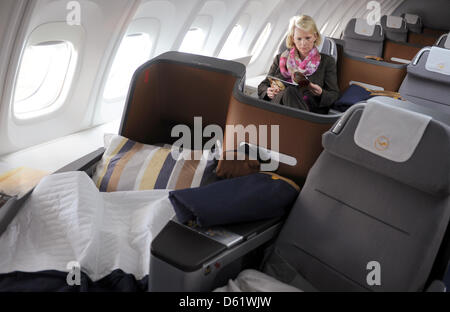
[149, 217, 283, 291]
[55, 148, 105, 174]
[425, 280, 447, 292]
[151, 220, 228, 272]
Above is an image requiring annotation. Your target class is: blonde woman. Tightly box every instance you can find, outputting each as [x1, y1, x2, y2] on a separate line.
[258, 15, 339, 114]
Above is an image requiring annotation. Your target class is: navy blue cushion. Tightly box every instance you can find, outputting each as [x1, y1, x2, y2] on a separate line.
[333, 84, 372, 112]
[169, 173, 300, 227]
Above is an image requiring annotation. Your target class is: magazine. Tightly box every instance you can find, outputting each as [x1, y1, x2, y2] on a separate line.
[267, 76, 297, 91]
[267, 72, 310, 90]
[293, 71, 311, 87]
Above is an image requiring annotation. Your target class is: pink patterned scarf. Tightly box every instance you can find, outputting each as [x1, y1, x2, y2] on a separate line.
[279, 47, 321, 82]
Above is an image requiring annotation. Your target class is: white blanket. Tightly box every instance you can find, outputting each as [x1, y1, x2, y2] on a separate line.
[0, 172, 174, 281]
[355, 18, 375, 37]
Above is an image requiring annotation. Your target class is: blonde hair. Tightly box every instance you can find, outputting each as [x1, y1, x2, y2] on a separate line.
[286, 15, 322, 49]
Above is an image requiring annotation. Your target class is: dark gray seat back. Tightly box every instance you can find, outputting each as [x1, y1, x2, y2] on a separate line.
[401, 13, 423, 34]
[263, 102, 450, 291]
[381, 15, 408, 42]
[343, 18, 384, 58]
[399, 47, 450, 115]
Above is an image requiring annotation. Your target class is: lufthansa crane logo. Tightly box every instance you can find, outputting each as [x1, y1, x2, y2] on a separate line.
[375, 136, 390, 151]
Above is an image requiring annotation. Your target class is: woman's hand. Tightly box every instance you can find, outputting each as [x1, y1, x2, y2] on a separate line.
[308, 82, 323, 96]
[267, 86, 281, 99]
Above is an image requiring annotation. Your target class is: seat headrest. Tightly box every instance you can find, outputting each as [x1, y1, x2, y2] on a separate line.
[401, 13, 422, 33]
[316, 36, 325, 53]
[344, 18, 384, 42]
[381, 15, 406, 30]
[404, 13, 420, 25]
[323, 99, 450, 196]
[425, 46, 450, 75]
[408, 47, 450, 84]
[319, 37, 337, 61]
[353, 101, 431, 163]
[355, 18, 375, 36]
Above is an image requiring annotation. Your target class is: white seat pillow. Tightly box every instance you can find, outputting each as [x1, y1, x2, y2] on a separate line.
[355, 18, 375, 37]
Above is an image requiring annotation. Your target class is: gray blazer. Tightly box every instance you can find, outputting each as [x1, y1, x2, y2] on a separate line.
[258, 53, 340, 114]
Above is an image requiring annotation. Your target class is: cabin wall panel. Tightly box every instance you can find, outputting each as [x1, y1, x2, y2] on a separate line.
[197, 0, 246, 56]
[0, 0, 28, 138]
[92, 0, 207, 126]
[0, 0, 140, 156]
[246, 0, 310, 77]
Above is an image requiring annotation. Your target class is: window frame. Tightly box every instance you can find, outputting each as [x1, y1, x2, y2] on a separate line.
[14, 41, 74, 115]
[11, 22, 84, 123]
[218, 24, 245, 60]
[178, 15, 213, 55]
[179, 27, 207, 54]
[102, 32, 153, 102]
[96, 18, 160, 124]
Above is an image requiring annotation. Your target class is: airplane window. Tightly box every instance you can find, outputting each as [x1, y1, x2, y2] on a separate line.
[179, 27, 207, 54]
[103, 33, 152, 101]
[218, 24, 245, 59]
[250, 23, 272, 64]
[14, 41, 73, 115]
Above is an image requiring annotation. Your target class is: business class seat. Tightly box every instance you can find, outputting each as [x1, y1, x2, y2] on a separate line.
[343, 18, 384, 58]
[380, 15, 408, 43]
[339, 18, 407, 92]
[401, 13, 423, 34]
[399, 46, 450, 116]
[216, 99, 450, 292]
[245, 35, 338, 98]
[380, 15, 422, 64]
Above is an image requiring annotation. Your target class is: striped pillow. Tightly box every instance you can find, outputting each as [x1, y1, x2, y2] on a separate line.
[93, 134, 218, 192]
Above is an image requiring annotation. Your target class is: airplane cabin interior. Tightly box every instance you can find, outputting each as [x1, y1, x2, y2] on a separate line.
[0, 0, 449, 293]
